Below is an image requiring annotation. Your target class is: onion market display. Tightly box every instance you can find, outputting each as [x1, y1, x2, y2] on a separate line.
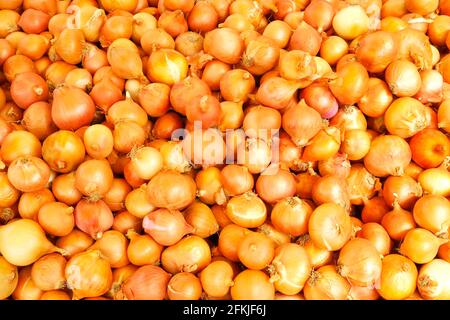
[0, 0, 450, 301]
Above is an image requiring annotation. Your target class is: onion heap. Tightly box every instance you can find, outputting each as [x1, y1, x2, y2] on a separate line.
[0, 0, 449, 301]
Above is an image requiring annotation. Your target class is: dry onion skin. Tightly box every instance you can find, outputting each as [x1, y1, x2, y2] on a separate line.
[0, 0, 449, 302]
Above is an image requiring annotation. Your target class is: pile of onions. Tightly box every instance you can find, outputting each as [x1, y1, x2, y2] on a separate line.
[0, 0, 450, 302]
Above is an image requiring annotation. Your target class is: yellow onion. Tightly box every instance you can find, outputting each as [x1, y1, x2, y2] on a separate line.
[268, 243, 311, 295]
[65, 249, 112, 300]
[0, 256, 18, 300]
[0, 219, 65, 266]
[417, 259, 450, 300]
[161, 235, 211, 274]
[337, 238, 382, 287]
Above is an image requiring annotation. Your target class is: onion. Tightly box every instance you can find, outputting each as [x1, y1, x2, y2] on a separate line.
[42, 130, 85, 173]
[0, 256, 18, 299]
[7, 156, 50, 193]
[312, 175, 350, 211]
[1, 130, 41, 165]
[381, 199, 416, 241]
[202, 60, 231, 91]
[337, 238, 382, 286]
[143, 208, 192, 246]
[54, 28, 85, 65]
[74, 199, 114, 239]
[200, 260, 234, 298]
[82, 44, 108, 75]
[330, 105, 367, 133]
[413, 195, 450, 237]
[410, 129, 450, 169]
[357, 223, 392, 256]
[0, 10, 19, 38]
[186, 94, 221, 129]
[300, 83, 339, 119]
[83, 124, 114, 160]
[113, 121, 146, 154]
[38, 202, 74, 237]
[329, 61, 369, 105]
[358, 78, 393, 118]
[231, 270, 275, 300]
[218, 224, 251, 262]
[153, 112, 184, 139]
[220, 69, 255, 103]
[167, 272, 202, 300]
[88, 230, 129, 268]
[212, 205, 232, 229]
[341, 129, 372, 161]
[289, 21, 321, 56]
[382, 175, 422, 210]
[226, 192, 267, 228]
[0, 219, 64, 266]
[262, 20, 292, 48]
[0, 172, 20, 209]
[158, 10, 188, 38]
[377, 254, 418, 300]
[269, 243, 311, 295]
[241, 36, 280, 75]
[99, 15, 133, 47]
[318, 154, 350, 180]
[10, 72, 48, 109]
[256, 168, 296, 204]
[346, 164, 381, 206]
[184, 201, 219, 238]
[405, 0, 438, 15]
[147, 48, 188, 85]
[103, 177, 130, 210]
[400, 228, 446, 264]
[333, 5, 369, 40]
[364, 135, 411, 177]
[107, 39, 144, 80]
[415, 70, 443, 104]
[100, 0, 138, 12]
[170, 77, 211, 115]
[320, 36, 348, 66]
[75, 159, 114, 197]
[418, 165, 450, 197]
[31, 253, 66, 291]
[56, 229, 94, 258]
[282, 100, 322, 146]
[182, 128, 226, 168]
[161, 235, 211, 274]
[125, 186, 156, 218]
[279, 50, 317, 83]
[356, 31, 397, 73]
[113, 211, 142, 234]
[17, 189, 54, 221]
[127, 231, 163, 266]
[52, 85, 95, 131]
[303, 126, 341, 161]
[65, 249, 112, 300]
[396, 28, 433, 70]
[12, 266, 43, 300]
[204, 28, 244, 64]
[141, 28, 175, 54]
[296, 234, 332, 269]
[52, 172, 82, 206]
[194, 167, 225, 205]
[304, 265, 351, 300]
[146, 170, 196, 210]
[220, 164, 253, 197]
[237, 231, 275, 270]
[271, 197, 312, 237]
[4, 55, 37, 82]
[417, 259, 450, 300]
[308, 203, 352, 251]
